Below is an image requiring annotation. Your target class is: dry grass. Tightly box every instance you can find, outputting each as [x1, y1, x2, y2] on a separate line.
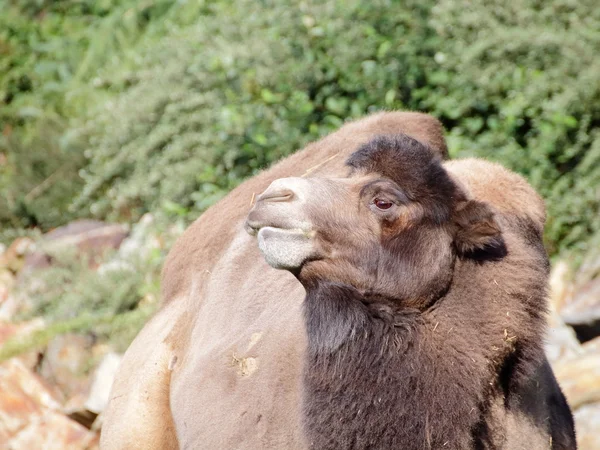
[301, 153, 340, 178]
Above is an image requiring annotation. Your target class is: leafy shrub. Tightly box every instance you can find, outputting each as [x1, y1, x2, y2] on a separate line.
[428, 0, 600, 256]
[2, 0, 598, 257]
[70, 0, 436, 220]
[71, 0, 599, 258]
[0, 0, 179, 239]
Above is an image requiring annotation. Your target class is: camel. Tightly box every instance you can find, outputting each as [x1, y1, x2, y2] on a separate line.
[100, 112, 576, 449]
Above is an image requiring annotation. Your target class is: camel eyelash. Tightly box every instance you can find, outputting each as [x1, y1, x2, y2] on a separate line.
[360, 181, 408, 205]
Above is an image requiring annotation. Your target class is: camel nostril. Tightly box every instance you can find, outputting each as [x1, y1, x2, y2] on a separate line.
[258, 189, 295, 203]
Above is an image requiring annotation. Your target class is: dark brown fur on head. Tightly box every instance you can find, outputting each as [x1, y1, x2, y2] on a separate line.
[300, 135, 575, 449]
[347, 134, 457, 224]
[347, 135, 506, 257]
[298, 135, 507, 311]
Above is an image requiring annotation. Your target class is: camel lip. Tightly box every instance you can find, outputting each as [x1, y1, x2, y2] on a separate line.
[245, 220, 313, 238]
[257, 226, 314, 239]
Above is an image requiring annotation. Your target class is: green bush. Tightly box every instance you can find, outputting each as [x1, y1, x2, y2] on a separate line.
[428, 0, 600, 256]
[2, 0, 598, 258]
[70, 0, 436, 220]
[0, 0, 179, 239]
[71, 0, 599, 258]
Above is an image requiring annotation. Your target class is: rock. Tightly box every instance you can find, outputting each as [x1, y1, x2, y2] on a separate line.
[561, 277, 600, 343]
[0, 319, 46, 369]
[0, 293, 29, 322]
[63, 352, 122, 430]
[545, 321, 582, 364]
[0, 358, 98, 449]
[97, 214, 160, 277]
[577, 245, 600, 286]
[84, 352, 122, 415]
[0, 269, 15, 305]
[116, 214, 157, 259]
[96, 214, 166, 280]
[548, 260, 573, 312]
[0, 269, 21, 321]
[553, 336, 600, 410]
[546, 287, 582, 364]
[22, 220, 128, 272]
[559, 246, 600, 343]
[6, 410, 99, 450]
[573, 402, 600, 450]
[39, 334, 97, 403]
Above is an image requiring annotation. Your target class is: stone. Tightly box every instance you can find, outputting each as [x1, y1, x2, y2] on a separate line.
[561, 277, 600, 343]
[546, 292, 582, 364]
[97, 214, 160, 277]
[0, 319, 46, 369]
[573, 402, 600, 450]
[554, 336, 600, 410]
[0, 270, 17, 320]
[0, 358, 98, 449]
[560, 246, 600, 343]
[6, 410, 99, 450]
[84, 352, 122, 415]
[22, 220, 128, 273]
[545, 321, 582, 364]
[0, 269, 14, 305]
[577, 245, 600, 287]
[63, 352, 122, 430]
[548, 260, 573, 312]
[0, 293, 28, 322]
[39, 334, 97, 403]
[0, 238, 35, 274]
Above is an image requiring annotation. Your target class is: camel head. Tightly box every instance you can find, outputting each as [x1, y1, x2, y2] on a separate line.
[246, 134, 505, 308]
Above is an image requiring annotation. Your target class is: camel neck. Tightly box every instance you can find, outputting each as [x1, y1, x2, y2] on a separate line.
[301, 281, 489, 449]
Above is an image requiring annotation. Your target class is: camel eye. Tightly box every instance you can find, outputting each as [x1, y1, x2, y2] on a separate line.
[374, 198, 393, 210]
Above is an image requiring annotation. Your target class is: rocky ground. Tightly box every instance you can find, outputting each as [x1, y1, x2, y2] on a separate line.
[547, 257, 600, 449]
[0, 218, 599, 449]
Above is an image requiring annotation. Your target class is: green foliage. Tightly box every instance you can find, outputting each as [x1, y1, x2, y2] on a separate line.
[13, 240, 164, 351]
[428, 0, 600, 255]
[0, 0, 179, 239]
[3, 0, 598, 256]
[69, 0, 599, 258]
[71, 0, 436, 220]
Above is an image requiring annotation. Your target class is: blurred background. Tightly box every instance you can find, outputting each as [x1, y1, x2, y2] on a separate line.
[0, 0, 598, 447]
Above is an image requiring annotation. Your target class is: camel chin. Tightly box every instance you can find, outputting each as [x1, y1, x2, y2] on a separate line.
[257, 226, 315, 270]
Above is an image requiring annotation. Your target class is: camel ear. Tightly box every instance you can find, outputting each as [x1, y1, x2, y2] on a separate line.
[453, 200, 505, 256]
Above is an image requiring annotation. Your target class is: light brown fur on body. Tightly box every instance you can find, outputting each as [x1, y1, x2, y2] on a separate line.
[100, 112, 574, 449]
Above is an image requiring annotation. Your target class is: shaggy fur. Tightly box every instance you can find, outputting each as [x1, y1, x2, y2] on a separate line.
[295, 136, 576, 449]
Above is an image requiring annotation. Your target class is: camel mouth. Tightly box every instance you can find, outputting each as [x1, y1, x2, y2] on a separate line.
[245, 221, 304, 237]
[245, 221, 261, 236]
[254, 226, 318, 270]
[244, 214, 312, 237]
